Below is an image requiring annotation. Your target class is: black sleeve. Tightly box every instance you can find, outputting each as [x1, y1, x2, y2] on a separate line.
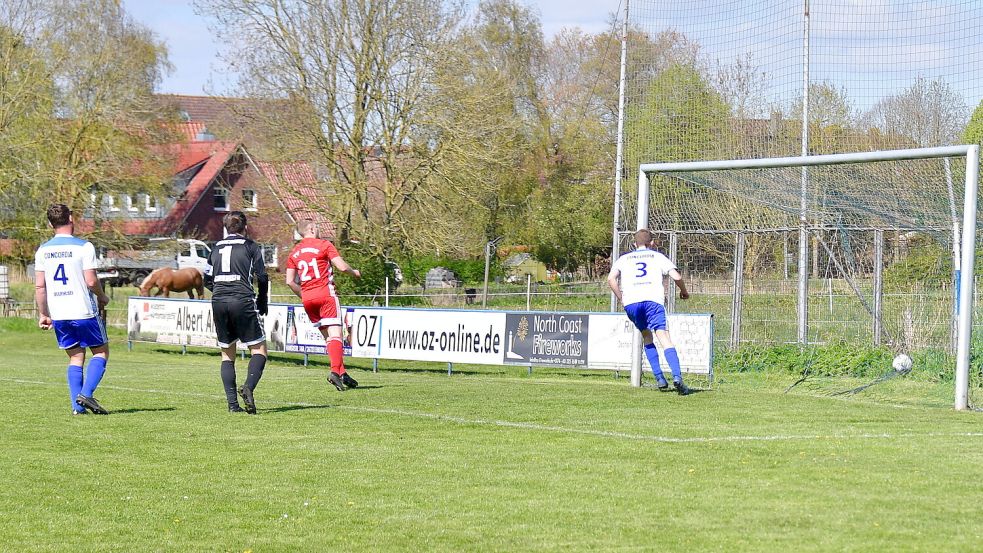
[203, 246, 216, 291]
[252, 243, 269, 304]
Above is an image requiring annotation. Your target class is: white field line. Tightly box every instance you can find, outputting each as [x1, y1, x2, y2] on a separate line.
[3, 377, 982, 444]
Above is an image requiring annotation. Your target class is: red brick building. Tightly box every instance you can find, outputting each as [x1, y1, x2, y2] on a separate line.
[77, 95, 335, 269]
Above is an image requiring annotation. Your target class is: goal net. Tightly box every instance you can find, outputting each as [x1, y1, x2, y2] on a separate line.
[637, 146, 980, 410]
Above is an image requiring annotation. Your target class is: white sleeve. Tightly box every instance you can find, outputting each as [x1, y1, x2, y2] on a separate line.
[81, 242, 98, 270]
[611, 255, 624, 275]
[658, 252, 677, 276]
[34, 248, 45, 274]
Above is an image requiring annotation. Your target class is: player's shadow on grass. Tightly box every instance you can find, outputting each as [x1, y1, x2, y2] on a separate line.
[262, 404, 334, 414]
[111, 407, 178, 414]
[641, 384, 711, 395]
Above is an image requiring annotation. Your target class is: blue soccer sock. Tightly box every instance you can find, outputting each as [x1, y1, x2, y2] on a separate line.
[67, 364, 84, 412]
[81, 356, 107, 397]
[664, 347, 683, 383]
[644, 344, 668, 386]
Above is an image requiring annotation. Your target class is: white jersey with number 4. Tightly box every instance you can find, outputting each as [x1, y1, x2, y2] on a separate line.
[613, 246, 677, 307]
[34, 234, 99, 321]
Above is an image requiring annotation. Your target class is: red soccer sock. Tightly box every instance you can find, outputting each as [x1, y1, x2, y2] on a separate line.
[327, 337, 345, 375]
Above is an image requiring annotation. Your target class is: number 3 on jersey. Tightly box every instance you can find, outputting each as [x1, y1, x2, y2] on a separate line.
[298, 259, 322, 282]
[635, 262, 648, 277]
[53, 263, 68, 284]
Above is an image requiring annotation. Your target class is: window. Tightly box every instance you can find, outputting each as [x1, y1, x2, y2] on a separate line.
[106, 194, 119, 212]
[144, 194, 158, 212]
[259, 243, 278, 268]
[242, 189, 258, 211]
[126, 193, 139, 212]
[213, 187, 229, 211]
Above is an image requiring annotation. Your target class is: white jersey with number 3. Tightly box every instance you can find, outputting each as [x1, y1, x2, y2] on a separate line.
[34, 234, 99, 321]
[613, 247, 677, 307]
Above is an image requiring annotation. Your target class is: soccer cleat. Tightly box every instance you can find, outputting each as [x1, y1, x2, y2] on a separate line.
[328, 372, 346, 392]
[657, 383, 670, 392]
[341, 372, 359, 389]
[238, 385, 257, 414]
[228, 404, 246, 413]
[75, 394, 109, 415]
[673, 381, 692, 396]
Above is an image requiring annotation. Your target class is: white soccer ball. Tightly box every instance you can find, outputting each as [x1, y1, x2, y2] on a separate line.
[892, 354, 913, 372]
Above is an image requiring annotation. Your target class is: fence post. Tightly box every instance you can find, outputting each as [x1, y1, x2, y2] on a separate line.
[873, 229, 883, 346]
[526, 274, 532, 311]
[667, 232, 678, 313]
[731, 232, 745, 349]
[783, 231, 790, 281]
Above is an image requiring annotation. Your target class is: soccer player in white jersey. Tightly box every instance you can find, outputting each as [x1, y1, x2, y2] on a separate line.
[34, 204, 112, 414]
[608, 229, 692, 395]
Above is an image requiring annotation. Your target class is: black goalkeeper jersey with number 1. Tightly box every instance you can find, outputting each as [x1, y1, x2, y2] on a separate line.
[206, 234, 268, 303]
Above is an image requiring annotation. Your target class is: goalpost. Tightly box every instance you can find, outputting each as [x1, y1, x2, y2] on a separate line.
[636, 145, 980, 410]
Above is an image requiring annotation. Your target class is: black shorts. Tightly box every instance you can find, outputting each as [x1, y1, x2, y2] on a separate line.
[212, 299, 265, 348]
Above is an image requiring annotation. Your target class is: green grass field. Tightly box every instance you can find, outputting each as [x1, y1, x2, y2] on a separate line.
[2, 317, 983, 552]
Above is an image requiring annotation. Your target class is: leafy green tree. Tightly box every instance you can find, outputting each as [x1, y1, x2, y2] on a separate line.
[0, 0, 174, 256]
[627, 63, 732, 166]
[962, 100, 983, 145]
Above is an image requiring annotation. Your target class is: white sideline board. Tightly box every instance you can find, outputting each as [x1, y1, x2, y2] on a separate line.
[126, 298, 713, 376]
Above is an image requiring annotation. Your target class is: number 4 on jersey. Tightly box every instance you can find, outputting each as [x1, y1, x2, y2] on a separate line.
[53, 263, 68, 284]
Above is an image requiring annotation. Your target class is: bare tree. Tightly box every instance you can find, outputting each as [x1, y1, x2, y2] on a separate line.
[714, 52, 768, 121]
[861, 76, 968, 147]
[197, 0, 472, 257]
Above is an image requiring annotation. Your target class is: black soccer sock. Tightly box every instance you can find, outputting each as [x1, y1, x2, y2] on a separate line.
[221, 360, 238, 406]
[245, 354, 267, 391]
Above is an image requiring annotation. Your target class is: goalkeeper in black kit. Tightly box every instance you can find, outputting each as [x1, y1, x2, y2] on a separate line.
[204, 210, 270, 414]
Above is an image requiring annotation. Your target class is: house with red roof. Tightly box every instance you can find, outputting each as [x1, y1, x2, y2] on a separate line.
[77, 94, 338, 268]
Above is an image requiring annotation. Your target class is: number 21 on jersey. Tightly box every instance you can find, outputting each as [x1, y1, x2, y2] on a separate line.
[297, 259, 321, 282]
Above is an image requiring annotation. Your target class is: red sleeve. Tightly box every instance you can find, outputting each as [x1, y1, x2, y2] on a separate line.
[322, 240, 340, 262]
[285, 246, 298, 270]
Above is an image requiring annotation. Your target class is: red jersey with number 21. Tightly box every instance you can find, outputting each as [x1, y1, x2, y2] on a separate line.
[286, 238, 340, 298]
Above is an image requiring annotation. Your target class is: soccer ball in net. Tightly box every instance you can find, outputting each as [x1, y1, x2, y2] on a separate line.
[892, 354, 913, 373]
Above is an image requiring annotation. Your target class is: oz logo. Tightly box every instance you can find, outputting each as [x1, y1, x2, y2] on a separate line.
[354, 314, 379, 348]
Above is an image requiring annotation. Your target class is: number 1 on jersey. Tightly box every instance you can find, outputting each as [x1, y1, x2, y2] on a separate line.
[219, 246, 232, 273]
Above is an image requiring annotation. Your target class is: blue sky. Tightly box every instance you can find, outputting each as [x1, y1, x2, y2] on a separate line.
[122, 0, 982, 113]
[121, 0, 623, 96]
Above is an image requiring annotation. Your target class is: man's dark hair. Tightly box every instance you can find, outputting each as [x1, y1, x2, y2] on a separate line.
[634, 228, 653, 246]
[223, 210, 247, 234]
[47, 204, 72, 228]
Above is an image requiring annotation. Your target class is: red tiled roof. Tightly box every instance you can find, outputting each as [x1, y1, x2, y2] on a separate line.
[255, 161, 336, 237]
[173, 121, 207, 142]
[161, 141, 239, 233]
[157, 94, 255, 123]
[165, 140, 228, 173]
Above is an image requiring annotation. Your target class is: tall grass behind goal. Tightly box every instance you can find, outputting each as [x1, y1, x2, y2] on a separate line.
[638, 146, 980, 410]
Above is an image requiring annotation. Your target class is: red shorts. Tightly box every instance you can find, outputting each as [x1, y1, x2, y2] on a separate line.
[302, 294, 342, 327]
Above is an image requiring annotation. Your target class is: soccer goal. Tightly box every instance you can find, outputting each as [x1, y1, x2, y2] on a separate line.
[636, 145, 981, 410]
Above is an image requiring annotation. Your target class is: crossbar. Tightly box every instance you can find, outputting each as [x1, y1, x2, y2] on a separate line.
[640, 145, 974, 174]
